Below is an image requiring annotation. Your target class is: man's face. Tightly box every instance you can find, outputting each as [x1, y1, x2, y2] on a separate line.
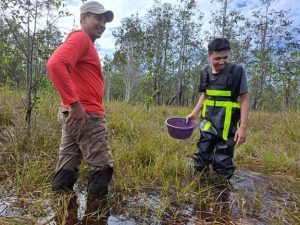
[208, 50, 229, 73]
[81, 13, 106, 41]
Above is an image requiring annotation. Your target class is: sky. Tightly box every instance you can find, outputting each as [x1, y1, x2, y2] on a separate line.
[57, 0, 300, 56]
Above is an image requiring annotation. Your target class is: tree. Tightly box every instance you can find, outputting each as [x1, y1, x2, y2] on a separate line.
[209, 0, 250, 65]
[248, 0, 274, 110]
[0, 0, 65, 130]
[247, 0, 300, 110]
[172, 0, 204, 106]
[113, 14, 144, 102]
[0, 18, 25, 86]
[102, 54, 113, 101]
[210, 0, 233, 37]
[273, 26, 300, 110]
[141, 2, 176, 105]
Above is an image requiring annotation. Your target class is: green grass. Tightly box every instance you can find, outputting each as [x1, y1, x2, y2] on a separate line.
[235, 111, 300, 175]
[0, 87, 299, 224]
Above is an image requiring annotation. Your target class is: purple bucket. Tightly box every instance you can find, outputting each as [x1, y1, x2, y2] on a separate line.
[165, 117, 197, 140]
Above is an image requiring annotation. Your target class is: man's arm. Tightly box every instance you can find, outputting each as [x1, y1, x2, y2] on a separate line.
[46, 31, 88, 106]
[46, 31, 89, 128]
[186, 92, 207, 122]
[234, 93, 249, 147]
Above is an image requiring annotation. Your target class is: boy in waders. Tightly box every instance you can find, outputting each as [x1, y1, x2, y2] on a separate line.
[186, 38, 250, 180]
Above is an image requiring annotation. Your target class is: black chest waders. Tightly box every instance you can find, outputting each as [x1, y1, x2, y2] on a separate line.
[193, 63, 242, 180]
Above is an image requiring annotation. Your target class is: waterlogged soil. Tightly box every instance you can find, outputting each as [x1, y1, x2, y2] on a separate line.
[0, 169, 299, 225]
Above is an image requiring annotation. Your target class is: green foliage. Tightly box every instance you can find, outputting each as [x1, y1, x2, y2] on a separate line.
[235, 111, 300, 175]
[110, 1, 204, 105]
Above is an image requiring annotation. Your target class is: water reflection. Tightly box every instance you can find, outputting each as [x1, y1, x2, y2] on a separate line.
[63, 194, 109, 225]
[58, 183, 135, 225]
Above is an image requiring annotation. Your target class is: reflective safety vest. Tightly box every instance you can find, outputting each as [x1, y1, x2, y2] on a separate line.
[199, 63, 242, 140]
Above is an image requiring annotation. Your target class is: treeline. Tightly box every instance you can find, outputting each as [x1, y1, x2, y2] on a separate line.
[0, 0, 299, 114]
[103, 0, 300, 111]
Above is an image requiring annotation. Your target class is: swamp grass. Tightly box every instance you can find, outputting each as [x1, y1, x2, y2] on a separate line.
[0, 87, 299, 224]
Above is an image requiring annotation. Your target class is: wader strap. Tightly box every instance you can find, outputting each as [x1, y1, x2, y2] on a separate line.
[206, 89, 231, 97]
[202, 99, 240, 140]
[199, 65, 210, 92]
[203, 120, 212, 131]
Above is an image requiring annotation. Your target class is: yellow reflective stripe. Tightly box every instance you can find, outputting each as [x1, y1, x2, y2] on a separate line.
[203, 99, 240, 108]
[223, 105, 232, 140]
[202, 99, 240, 140]
[202, 102, 207, 118]
[203, 121, 211, 131]
[215, 101, 240, 108]
[206, 89, 231, 97]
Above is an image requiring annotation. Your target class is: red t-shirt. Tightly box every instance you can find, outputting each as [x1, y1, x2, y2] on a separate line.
[46, 30, 105, 115]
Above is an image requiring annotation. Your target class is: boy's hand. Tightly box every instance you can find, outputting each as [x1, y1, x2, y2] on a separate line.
[185, 113, 197, 124]
[234, 126, 246, 148]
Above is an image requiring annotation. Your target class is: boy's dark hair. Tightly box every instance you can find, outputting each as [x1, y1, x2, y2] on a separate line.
[208, 38, 230, 54]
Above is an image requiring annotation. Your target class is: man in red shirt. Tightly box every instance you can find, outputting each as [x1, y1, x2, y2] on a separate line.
[47, 1, 114, 198]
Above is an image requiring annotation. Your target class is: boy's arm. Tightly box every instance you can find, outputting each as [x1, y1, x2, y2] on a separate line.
[186, 92, 207, 122]
[234, 93, 250, 147]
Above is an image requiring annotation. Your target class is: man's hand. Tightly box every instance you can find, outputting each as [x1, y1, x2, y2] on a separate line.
[234, 126, 247, 148]
[66, 101, 88, 130]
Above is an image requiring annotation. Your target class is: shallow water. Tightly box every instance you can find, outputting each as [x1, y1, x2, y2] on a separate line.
[0, 168, 299, 224]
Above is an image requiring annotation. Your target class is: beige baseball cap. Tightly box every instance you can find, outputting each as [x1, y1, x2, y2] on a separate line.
[80, 1, 114, 23]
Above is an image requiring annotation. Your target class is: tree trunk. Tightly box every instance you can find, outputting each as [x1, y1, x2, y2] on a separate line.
[124, 84, 131, 102]
[105, 72, 111, 101]
[222, 0, 228, 37]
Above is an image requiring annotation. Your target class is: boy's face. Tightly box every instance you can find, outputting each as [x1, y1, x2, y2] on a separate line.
[208, 50, 229, 73]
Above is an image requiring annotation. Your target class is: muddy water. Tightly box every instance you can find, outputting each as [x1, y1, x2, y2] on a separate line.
[110, 169, 298, 224]
[0, 168, 299, 224]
